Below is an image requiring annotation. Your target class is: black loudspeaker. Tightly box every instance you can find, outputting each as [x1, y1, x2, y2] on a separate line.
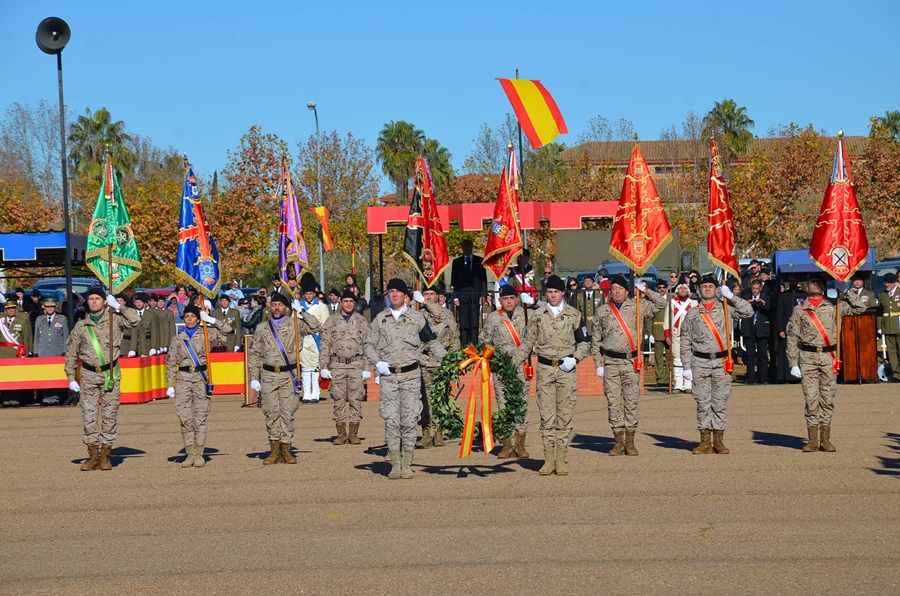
[36, 17, 70, 55]
[681, 251, 693, 273]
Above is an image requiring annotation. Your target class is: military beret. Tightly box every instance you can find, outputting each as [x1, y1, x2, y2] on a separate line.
[218, 293, 232, 302]
[499, 284, 518, 297]
[31, 288, 42, 297]
[386, 278, 409, 294]
[4, 300, 17, 309]
[884, 272, 898, 284]
[341, 289, 357, 301]
[851, 271, 866, 281]
[807, 273, 825, 285]
[269, 292, 290, 306]
[42, 298, 57, 307]
[609, 275, 629, 290]
[544, 275, 565, 291]
[133, 292, 150, 302]
[183, 305, 201, 319]
[87, 286, 107, 300]
[699, 275, 718, 287]
[329, 288, 341, 297]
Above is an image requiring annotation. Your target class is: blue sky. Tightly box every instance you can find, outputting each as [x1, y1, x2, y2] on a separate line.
[3, 1, 897, 193]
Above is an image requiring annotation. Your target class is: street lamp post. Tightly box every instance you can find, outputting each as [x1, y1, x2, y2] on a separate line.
[307, 101, 325, 291]
[36, 17, 74, 328]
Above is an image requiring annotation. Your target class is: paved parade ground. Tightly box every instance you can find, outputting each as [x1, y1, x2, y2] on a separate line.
[1, 383, 899, 595]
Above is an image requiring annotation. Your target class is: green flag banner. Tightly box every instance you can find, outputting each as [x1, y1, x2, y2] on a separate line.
[86, 156, 142, 293]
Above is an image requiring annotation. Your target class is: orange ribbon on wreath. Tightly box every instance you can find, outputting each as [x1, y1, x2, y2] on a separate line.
[457, 346, 495, 458]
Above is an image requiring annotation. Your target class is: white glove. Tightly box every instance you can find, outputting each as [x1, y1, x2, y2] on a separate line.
[649, 336, 655, 346]
[878, 329, 882, 336]
[320, 369, 332, 379]
[161, 347, 167, 353]
[375, 375, 381, 385]
[292, 300, 305, 313]
[234, 346, 241, 352]
[362, 370, 371, 380]
[559, 356, 577, 372]
[128, 350, 136, 358]
[199, 311, 216, 324]
[719, 285, 734, 300]
[790, 366, 802, 379]
[166, 387, 175, 398]
[69, 381, 80, 392]
[413, 291, 425, 304]
[376, 361, 392, 376]
[106, 295, 120, 310]
[634, 279, 647, 293]
[149, 349, 158, 356]
[596, 366, 604, 378]
[520, 292, 535, 305]
[250, 380, 262, 392]
[683, 370, 693, 382]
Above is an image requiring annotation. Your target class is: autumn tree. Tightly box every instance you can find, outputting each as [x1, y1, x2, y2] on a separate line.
[856, 122, 900, 259]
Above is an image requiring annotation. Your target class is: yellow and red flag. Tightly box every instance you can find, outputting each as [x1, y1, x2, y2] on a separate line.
[707, 140, 739, 281]
[313, 206, 333, 251]
[609, 145, 673, 275]
[497, 79, 567, 149]
[809, 134, 869, 282]
[402, 156, 449, 286]
[483, 148, 523, 279]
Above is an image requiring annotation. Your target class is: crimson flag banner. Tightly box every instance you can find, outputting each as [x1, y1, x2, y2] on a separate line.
[402, 156, 449, 286]
[609, 145, 673, 275]
[483, 148, 523, 279]
[707, 140, 740, 281]
[809, 135, 869, 282]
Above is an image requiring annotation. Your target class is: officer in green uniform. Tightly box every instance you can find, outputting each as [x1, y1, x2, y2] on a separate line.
[643, 279, 670, 387]
[212, 294, 243, 352]
[878, 272, 900, 383]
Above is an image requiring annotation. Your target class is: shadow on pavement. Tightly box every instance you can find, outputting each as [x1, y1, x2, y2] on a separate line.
[166, 447, 222, 463]
[355, 457, 540, 478]
[644, 433, 696, 452]
[245, 446, 313, 460]
[569, 433, 614, 453]
[751, 430, 805, 450]
[871, 432, 900, 479]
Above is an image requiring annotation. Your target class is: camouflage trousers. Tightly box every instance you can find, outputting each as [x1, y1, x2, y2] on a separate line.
[331, 366, 364, 424]
[535, 362, 577, 448]
[174, 373, 211, 446]
[799, 353, 836, 427]
[493, 367, 529, 434]
[260, 370, 300, 443]
[603, 359, 640, 431]
[379, 369, 423, 451]
[419, 366, 436, 430]
[80, 368, 121, 446]
[691, 357, 731, 430]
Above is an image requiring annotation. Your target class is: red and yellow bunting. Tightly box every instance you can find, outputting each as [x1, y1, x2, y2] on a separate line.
[457, 346, 496, 457]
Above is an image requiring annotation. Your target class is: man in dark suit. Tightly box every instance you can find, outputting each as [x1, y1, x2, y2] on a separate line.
[451, 239, 487, 347]
[740, 278, 772, 384]
[774, 274, 807, 382]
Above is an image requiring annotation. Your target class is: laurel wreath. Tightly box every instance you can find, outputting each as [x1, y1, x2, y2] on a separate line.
[429, 345, 527, 441]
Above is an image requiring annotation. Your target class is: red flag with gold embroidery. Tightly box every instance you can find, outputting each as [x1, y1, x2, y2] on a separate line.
[483, 148, 523, 279]
[609, 145, 673, 275]
[402, 156, 449, 286]
[809, 134, 869, 282]
[707, 140, 739, 281]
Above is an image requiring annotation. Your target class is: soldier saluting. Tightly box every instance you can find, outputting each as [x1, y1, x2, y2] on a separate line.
[35, 298, 69, 406]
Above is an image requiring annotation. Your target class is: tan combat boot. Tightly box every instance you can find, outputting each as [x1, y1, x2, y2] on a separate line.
[432, 431, 445, 447]
[99, 445, 113, 471]
[388, 450, 402, 479]
[555, 445, 569, 475]
[692, 430, 713, 454]
[347, 422, 361, 445]
[193, 445, 206, 467]
[415, 426, 433, 448]
[624, 430, 639, 456]
[539, 446, 556, 475]
[609, 431, 626, 456]
[497, 437, 516, 459]
[80, 445, 101, 471]
[263, 440, 282, 465]
[333, 422, 348, 445]
[819, 425, 836, 452]
[400, 450, 415, 479]
[181, 445, 195, 468]
[712, 430, 730, 454]
[802, 426, 819, 452]
[514, 432, 529, 458]
[281, 442, 297, 464]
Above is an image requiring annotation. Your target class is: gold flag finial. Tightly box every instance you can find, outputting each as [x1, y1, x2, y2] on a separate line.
[838, 129, 844, 138]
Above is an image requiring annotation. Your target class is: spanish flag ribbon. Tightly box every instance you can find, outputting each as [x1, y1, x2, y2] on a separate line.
[457, 346, 496, 458]
[497, 79, 567, 149]
[313, 206, 334, 251]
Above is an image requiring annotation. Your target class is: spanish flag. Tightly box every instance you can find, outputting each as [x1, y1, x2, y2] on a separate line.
[313, 206, 333, 251]
[497, 79, 567, 149]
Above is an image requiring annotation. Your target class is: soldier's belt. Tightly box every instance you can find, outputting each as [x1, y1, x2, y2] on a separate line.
[692, 350, 728, 360]
[123, 334, 132, 341]
[333, 356, 361, 365]
[599, 348, 637, 360]
[82, 359, 119, 373]
[262, 363, 297, 373]
[653, 322, 664, 326]
[144, 333, 152, 340]
[537, 355, 575, 367]
[799, 343, 836, 353]
[388, 362, 419, 374]
[177, 364, 207, 373]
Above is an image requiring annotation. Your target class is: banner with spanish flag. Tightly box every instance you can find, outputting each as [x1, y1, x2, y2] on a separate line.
[809, 134, 869, 282]
[483, 148, 523, 279]
[497, 78, 567, 149]
[609, 145, 673, 275]
[312, 206, 333, 251]
[707, 140, 740, 282]
[402, 156, 449, 286]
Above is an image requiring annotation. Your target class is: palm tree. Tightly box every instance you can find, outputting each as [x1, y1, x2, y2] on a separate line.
[423, 138, 454, 193]
[871, 110, 900, 142]
[376, 121, 424, 204]
[67, 107, 136, 181]
[704, 98, 755, 156]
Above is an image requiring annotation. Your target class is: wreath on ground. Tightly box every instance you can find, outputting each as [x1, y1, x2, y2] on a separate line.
[429, 345, 527, 441]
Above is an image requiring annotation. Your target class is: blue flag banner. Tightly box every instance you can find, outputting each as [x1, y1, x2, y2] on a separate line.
[176, 167, 221, 299]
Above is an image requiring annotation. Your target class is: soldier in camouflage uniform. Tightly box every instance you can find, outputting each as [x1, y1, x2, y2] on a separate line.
[643, 279, 670, 388]
[482, 284, 530, 459]
[787, 274, 865, 452]
[680, 276, 753, 454]
[165, 304, 232, 468]
[319, 289, 370, 446]
[413, 285, 460, 448]
[247, 292, 322, 465]
[877, 272, 900, 383]
[64, 287, 140, 471]
[513, 275, 591, 476]
[591, 275, 666, 456]
[365, 279, 446, 480]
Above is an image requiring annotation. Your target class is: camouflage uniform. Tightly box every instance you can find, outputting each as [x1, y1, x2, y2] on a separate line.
[166, 318, 232, 448]
[482, 305, 528, 433]
[365, 306, 446, 452]
[418, 301, 460, 443]
[65, 307, 140, 446]
[248, 312, 321, 444]
[680, 296, 752, 432]
[319, 310, 369, 425]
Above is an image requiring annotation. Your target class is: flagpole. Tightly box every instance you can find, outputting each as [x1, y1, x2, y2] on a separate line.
[105, 151, 115, 364]
[721, 271, 733, 370]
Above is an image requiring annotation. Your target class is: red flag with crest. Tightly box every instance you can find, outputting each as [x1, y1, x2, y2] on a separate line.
[483, 148, 523, 279]
[707, 140, 740, 281]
